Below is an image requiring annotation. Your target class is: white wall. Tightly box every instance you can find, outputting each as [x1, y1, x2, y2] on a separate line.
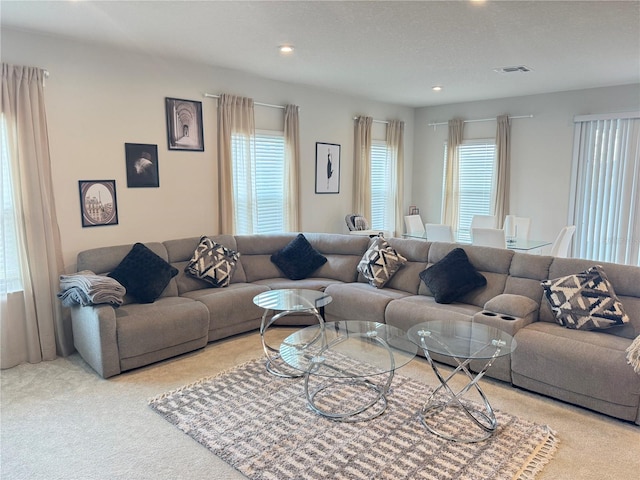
[412, 84, 640, 248]
[1, 28, 414, 270]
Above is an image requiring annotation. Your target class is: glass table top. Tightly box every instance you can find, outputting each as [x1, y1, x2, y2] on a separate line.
[402, 233, 551, 251]
[407, 319, 516, 360]
[279, 321, 417, 378]
[253, 289, 332, 311]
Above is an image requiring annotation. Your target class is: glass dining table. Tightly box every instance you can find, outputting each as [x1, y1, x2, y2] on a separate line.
[402, 232, 551, 252]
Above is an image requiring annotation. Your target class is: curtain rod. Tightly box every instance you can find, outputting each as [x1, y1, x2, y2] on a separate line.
[427, 114, 533, 129]
[352, 116, 389, 125]
[203, 93, 285, 110]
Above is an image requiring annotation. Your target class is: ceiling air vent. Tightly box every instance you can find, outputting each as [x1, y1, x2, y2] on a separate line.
[494, 65, 532, 74]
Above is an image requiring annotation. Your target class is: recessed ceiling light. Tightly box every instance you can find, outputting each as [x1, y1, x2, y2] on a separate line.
[432, 86, 443, 92]
[279, 45, 294, 54]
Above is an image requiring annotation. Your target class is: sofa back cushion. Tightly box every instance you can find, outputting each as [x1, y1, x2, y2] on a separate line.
[76, 242, 178, 304]
[504, 253, 554, 306]
[236, 233, 370, 284]
[540, 257, 640, 339]
[378, 237, 429, 294]
[418, 243, 512, 308]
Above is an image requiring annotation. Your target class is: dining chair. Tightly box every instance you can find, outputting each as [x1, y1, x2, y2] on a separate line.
[471, 227, 506, 248]
[425, 223, 454, 242]
[549, 225, 576, 258]
[471, 215, 498, 229]
[404, 215, 425, 235]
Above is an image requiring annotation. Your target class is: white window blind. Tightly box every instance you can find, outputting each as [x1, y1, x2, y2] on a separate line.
[571, 116, 640, 265]
[232, 130, 285, 234]
[1, 117, 22, 292]
[370, 140, 391, 231]
[443, 140, 496, 243]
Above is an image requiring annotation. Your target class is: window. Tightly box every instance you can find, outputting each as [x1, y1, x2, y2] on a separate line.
[1, 117, 22, 292]
[370, 140, 392, 231]
[443, 140, 496, 242]
[570, 115, 640, 265]
[232, 130, 285, 234]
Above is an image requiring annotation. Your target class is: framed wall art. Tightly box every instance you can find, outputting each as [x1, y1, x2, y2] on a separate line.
[315, 142, 340, 194]
[78, 180, 119, 227]
[125, 143, 159, 188]
[165, 97, 204, 151]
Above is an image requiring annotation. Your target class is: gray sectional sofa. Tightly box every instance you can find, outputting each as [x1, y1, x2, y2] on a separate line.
[69, 233, 640, 425]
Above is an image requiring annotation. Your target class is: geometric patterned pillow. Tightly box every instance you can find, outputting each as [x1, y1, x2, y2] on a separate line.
[185, 236, 240, 288]
[357, 235, 407, 288]
[541, 265, 630, 330]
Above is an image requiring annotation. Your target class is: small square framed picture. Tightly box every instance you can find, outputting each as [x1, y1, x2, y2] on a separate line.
[165, 97, 204, 151]
[78, 180, 118, 227]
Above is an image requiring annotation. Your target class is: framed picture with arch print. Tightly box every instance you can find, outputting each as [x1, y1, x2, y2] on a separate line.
[165, 97, 204, 151]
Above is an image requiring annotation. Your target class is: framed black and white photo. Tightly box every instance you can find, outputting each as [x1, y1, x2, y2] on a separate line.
[165, 97, 204, 151]
[315, 142, 340, 194]
[79, 180, 118, 227]
[125, 143, 159, 188]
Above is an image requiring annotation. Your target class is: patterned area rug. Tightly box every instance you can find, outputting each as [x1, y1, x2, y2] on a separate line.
[149, 358, 557, 480]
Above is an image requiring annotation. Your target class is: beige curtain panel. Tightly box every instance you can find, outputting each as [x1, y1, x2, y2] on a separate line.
[442, 118, 464, 228]
[217, 93, 255, 234]
[494, 114, 511, 228]
[387, 120, 405, 237]
[1, 64, 72, 369]
[353, 116, 373, 221]
[284, 105, 300, 231]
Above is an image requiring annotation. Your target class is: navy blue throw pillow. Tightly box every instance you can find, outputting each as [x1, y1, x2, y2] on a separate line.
[108, 243, 178, 303]
[419, 248, 486, 304]
[270, 234, 327, 280]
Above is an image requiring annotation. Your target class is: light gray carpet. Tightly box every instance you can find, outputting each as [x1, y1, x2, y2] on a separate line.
[1, 328, 639, 480]
[149, 357, 556, 480]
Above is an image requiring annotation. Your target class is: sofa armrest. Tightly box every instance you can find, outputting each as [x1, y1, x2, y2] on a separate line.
[70, 304, 120, 378]
[474, 294, 540, 337]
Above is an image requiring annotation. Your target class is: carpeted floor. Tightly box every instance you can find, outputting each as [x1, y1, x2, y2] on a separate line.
[149, 358, 556, 480]
[1, 328, 639, 480]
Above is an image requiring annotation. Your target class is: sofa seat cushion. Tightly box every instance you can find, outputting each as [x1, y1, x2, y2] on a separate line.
[512, 322, 640, 408]
[252, 277, 344, 291]
[115, 297, 209, 360]
[385, 295, 481, 334]
[182, 283, 269, 333]
[324, 282, 411, 323]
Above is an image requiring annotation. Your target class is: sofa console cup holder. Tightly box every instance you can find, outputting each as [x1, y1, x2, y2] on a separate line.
[480, 311, 516, 321]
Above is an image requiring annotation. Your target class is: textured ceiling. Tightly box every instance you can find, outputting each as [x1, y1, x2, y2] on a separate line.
[1, 0, 639, 107]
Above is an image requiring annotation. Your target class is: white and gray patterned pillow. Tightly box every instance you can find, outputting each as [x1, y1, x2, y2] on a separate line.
[357, 236, 407, 288]
[185, 236, 240, 288]
[541, 265, 629, 330]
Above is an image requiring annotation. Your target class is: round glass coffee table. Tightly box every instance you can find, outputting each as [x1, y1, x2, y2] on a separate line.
[407, 319, 517, 442]
[279, 321, 417, 422]
[253, 289, 332, 378]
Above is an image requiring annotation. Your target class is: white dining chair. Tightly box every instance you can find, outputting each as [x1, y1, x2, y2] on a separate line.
[471, 215, 498, 229]
[471, 227, 506, 248]
[425, 223, 455, 242]
[404, 215, 425, 236]
[549, 225, 576, 258]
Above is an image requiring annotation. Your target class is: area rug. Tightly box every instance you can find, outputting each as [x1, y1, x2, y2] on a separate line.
[149, 357, 557, 480]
